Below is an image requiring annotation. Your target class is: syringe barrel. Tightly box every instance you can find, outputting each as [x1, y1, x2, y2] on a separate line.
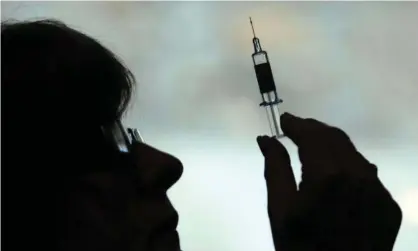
[252, 51, 276, 93]
[260, 91, 285, 139]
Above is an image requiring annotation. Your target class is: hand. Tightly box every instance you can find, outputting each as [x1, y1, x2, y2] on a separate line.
[257, 113, 402, 251]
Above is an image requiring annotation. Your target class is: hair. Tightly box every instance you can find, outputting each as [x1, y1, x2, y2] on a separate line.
[2, 18, 137, 167]
[2, 19, 135, 125]
[2, 19, 137, 249]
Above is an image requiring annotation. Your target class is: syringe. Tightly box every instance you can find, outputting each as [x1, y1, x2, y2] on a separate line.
[250, 17, 285, 139]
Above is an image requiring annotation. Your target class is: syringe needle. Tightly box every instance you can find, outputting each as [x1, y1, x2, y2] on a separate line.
[249, 17, 256, 37]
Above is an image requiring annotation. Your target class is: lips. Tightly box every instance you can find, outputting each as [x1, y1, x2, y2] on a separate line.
[155, 211, 179, 234]
[149, 212, 181, 251]
[147, 204, 181, 251]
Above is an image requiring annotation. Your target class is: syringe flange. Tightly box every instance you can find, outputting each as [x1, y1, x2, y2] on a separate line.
[259, 98, 283, 107]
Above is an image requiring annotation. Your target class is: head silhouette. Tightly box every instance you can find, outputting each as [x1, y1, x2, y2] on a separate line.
[2, 19, 140, 171]
[2, 19, 134, 122]
[2, 19, 183, 251]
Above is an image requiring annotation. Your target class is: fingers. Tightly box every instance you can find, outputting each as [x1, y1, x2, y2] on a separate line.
[281, 112, 360, 152]
[280, 112, 374, 180]
[257, 136, 297, 222]
[281, 112, 339, 145]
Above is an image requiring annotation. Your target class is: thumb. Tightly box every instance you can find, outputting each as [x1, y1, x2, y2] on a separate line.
[257, 136, 297, 223]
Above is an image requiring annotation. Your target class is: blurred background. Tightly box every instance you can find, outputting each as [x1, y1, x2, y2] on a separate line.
[2, 1, 418, 250]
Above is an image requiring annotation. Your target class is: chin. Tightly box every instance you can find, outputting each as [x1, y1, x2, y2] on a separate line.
[148, 230, 181, 251]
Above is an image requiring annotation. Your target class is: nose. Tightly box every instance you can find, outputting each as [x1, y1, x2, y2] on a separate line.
[130, 143, 183, 192]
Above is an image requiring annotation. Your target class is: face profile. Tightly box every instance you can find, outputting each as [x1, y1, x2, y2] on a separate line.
[2, 19, 184, 251]
[63, 142, 183, 251]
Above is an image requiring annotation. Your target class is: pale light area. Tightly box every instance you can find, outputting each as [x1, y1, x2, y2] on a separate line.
[2, 1, 418, 250]
[167, 146, 275, 251]
[398, 188, 418, 227]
